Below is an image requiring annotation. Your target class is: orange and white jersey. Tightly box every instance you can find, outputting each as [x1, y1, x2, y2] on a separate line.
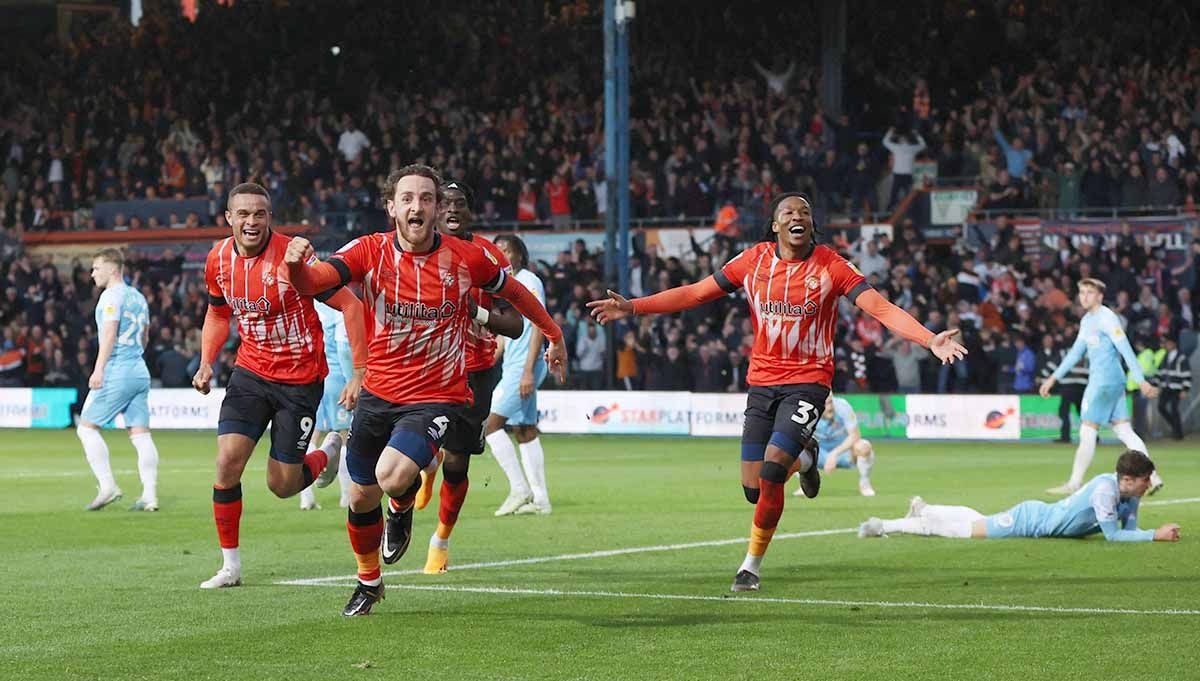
[716, 242, 868, 387]
[204, 232, 327, 384]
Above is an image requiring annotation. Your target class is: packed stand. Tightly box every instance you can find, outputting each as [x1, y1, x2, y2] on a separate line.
[4, 1, 1200, 250]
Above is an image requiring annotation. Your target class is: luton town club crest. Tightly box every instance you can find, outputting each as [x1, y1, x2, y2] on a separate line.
[806, 276, 820, 290]
[262, 271, 275, 286]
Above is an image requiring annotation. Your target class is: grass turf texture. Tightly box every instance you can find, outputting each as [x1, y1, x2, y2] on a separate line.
[2, 430, 1198, 681]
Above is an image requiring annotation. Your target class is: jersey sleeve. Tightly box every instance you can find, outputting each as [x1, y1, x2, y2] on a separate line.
[1101, 310, 1145, 384]
[463, 241, 507, 293]
[98, 289, 122, 324]
[1052, 335, 1087, 381]
[1091, 480, 1154, 542]
[714, 246, 755, 293]
[204, 251, 226, 306]
[516, 270, 546, 305]
[828, 252, 871, 301]
[327, 237, 373, 285]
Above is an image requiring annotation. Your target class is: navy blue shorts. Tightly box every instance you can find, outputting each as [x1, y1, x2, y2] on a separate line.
[217, 367, 323, 464]
[740, 383, 830, 462]
[345, 389, 463, 485]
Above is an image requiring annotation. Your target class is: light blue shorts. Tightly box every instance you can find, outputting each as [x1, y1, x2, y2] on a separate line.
[1081, 383, 1128, 425]
[81, 371, 151, 428]
[491, 363, 548, 426]
[316, 372, 351, 432]
[985, 500, 1049, 539]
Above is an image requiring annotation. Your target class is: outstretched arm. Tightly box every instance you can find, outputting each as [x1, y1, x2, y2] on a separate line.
[494, 275, 566, 383]
[587, 276, 728, 324]
[854, 289, 965, 364]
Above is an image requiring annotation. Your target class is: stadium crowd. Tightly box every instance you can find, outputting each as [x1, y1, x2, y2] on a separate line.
[0, 0, 1197, 434]
[3, 1, 1200, 238]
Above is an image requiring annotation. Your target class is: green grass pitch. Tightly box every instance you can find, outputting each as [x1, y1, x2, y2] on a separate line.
[2, 430, 1198, 680]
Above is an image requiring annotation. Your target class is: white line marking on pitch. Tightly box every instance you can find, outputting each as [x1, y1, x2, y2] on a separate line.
[1143, 496, 1200, 507]
[276, 527, 856, 585]
[287, 583, 1200, 617]
[277, 496, 1200, 587]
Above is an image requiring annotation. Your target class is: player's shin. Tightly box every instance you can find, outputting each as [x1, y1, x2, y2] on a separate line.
[130, 432, 159, 503]
[741, 460, 789, 575]
[212, 484, 243, 570]
[1067, 424, 1099, 489]
[78, 425, 117, 493]
[347, 506, 384, 586]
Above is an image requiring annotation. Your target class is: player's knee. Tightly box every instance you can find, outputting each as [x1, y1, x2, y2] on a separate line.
[853, 439, 872, 457]
[375, 459, 418, 497]
[760, 460, 790, 484]
[743, 485, 760, 504]
[442, 453, 469, 484]
[265, 473, 296, 499]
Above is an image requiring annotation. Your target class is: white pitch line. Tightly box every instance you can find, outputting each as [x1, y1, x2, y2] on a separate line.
[288, 583, 1200, 617]
[1143, 496, 1200, 507]
[276, 527, 856, 585]
[277, 495, 1200, 587]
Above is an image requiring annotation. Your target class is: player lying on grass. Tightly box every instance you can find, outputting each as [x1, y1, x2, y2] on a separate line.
[858, 450, 1180, 542]
[796, 393, 877, 498]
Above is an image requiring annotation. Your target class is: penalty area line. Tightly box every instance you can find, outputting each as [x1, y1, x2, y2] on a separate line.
[284, 583, 1200, 617]
[276, 527, 856, 586]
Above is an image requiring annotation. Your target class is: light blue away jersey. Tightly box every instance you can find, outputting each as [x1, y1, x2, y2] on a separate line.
[1038, 473, 1151, 541]
[96, 282, 149, 369]
[814, 397, 857, 447]
[1052, 305, 1143, 387]
[315, 301, 353, 381]
[502, 269, 547, 373]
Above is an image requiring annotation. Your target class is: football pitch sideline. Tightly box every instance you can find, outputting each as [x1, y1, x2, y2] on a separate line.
[2, 430, 1198, 680]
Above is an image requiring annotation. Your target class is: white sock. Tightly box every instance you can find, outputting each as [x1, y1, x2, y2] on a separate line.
[486, 430, 531, 497]
[1068, 424, 1099, 488]
[921, 504, 983, 537]
[430, 533, 449, 550]
[299, 486, 316, 507]
[519, 437, 549, 506]
[338, 443, 351, 497]
[360, 575, 382, 586]
[880, 517, 928, 535]
[221, 547, 241, 573]
[856, 452, 874, 484]
[1111, 422, 1149, 457]
[78, 425, 116, 493]
[739, 553, 763, 575]
[130, 432, 159, 501]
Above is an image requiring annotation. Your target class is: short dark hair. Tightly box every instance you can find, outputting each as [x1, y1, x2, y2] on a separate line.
[1078, 277, 1107, 293]
[384, 164, 444, 203]
[494, 234, 529, 270]
[1116, 450, 1155, 478]
[442, 179, 475, 210]
[94, 248, 124, 269]
[227, 182, 272, 209]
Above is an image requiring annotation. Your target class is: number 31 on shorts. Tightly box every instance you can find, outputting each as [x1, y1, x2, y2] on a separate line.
[790, 401, 817, 426]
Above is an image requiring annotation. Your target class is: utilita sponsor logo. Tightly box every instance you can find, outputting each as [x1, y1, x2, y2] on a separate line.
[758, 299, 819, 317]
[985, 407, 1016, 429]
[385, 300, 457, 321]
[229, 296, 271, 314]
